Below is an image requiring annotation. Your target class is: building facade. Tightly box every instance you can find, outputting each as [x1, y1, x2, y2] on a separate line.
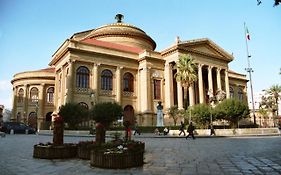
[11, 16, 248, 129]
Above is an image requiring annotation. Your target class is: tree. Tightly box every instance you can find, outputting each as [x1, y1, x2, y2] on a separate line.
[213, 99, 249, 128]
[258, 108, 268, 127]
[264, 84, 281, 117]
[90, 102, 122, 144]
[174, 54, 198, 109]
[190, 104, 212, 128]
[167, 106, 180, 126]
[59, 103, 89, 129]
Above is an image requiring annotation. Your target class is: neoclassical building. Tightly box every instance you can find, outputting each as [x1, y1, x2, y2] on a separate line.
[11, 15, 248, 129]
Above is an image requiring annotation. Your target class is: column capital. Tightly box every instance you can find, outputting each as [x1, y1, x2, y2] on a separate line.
[198, 63, 204, 68]
[208, 65, 213, 70]
[116, 66, 124, 70]
[94, 62, 101, 67]
[67, 59, 75, 64]
[143, 67, 151, 71]
[40, 83, 45, 87]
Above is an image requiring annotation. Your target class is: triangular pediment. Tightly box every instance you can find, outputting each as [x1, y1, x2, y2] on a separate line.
[178, 38, 233, 62]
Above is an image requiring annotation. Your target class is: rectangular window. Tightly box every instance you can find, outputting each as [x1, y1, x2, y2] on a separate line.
[154, 80, 161, 99]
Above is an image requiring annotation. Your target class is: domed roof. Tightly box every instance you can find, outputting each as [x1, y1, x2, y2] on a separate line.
[85, 15, 156, 51]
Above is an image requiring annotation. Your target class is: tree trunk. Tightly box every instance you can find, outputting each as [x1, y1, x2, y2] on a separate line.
[53, 120, 64, 145]
[183, 87, 188, 109]
[95, 123, 106, 144]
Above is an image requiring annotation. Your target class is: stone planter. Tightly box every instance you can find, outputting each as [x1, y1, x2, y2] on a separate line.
[33, 144, 77, 159]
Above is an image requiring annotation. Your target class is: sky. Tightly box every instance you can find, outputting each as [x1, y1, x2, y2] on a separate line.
[0, 0, 280, 110]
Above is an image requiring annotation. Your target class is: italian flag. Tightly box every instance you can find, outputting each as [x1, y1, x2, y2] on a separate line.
[246, 27, 250, 40]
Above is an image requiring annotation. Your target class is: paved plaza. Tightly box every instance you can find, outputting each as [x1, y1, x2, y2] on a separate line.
[1, 134, 281, 175]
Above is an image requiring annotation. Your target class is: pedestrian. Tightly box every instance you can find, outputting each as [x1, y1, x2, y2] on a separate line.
[163, 127, 169, 136]
[179, 121, 186, 136]
[133, 122, 141, 135]
[154, 128, 160, 135]
[186, 122, 195, 140]
[209, 124, 216, 136]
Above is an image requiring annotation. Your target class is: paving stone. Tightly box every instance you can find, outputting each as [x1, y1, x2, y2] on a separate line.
[1, 135, 281, 174]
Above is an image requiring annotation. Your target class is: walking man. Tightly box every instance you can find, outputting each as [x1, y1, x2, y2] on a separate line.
[179, 121, 186, 136]
[186, 122, 195, 140]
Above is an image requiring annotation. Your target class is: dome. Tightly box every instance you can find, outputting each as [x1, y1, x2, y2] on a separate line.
[85, 16, 156, 50]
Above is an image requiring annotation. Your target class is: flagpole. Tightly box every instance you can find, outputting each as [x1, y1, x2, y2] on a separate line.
[244, 22, 256, 125]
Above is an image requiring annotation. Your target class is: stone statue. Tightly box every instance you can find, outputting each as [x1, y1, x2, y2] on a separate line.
[156, 101, 164, 127]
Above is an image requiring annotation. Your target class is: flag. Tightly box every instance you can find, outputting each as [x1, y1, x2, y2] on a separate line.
[246, 27, 250, 40]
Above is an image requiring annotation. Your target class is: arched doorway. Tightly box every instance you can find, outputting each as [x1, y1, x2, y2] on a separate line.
[123, 105, 135, 126]
[28, 112, 37, 130]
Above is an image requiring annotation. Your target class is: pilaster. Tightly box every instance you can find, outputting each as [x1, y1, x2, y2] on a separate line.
[116, 66, 123, 104]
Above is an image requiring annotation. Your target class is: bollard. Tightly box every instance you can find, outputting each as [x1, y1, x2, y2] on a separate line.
[10, 129, 14, 134]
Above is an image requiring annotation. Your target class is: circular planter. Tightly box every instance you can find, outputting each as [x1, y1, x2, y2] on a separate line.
[77, 145, 92, 160]
[33, 144, 77, 159]
[90, 150, 144, 169]
[90, 142, 145, 169]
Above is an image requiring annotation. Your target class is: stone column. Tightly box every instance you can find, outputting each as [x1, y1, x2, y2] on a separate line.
[116, 66, 123, 104]
[23, 84, 29, 117]
[65, 60, 74, 103]
[164, 63, 172, 109]
[37, 83, 45, 130]
[198, 64, 204, 103]
[225, 69, 230, 98]
[189, 84, 195, 106]
[216, 67, 222, 91]
[177, 81, 183, 109]
[208, 65, 213, 95]
[12, 87, 18, 121]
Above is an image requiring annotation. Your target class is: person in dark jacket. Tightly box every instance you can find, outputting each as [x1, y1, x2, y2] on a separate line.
[179, 121, 186, 136]
[186, 122, 195, 140]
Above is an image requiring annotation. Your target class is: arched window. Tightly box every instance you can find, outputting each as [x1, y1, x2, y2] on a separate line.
[76, 66, 90, 88]
[101, 69, 113, 90]
[18, 88, 24, 103]
[229, 87, 234, 98]
[123, 72, 134, 92]
[154, 79, 161, 99]
[238, 88, 243, 101]
[47, 87, 54, 103]
[30, 87, 39, 103]
[78, 102, 89, 110]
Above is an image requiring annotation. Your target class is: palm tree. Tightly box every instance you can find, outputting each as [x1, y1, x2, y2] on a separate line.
[264, 84, 281, 117]
[174, 54, 198, 109]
